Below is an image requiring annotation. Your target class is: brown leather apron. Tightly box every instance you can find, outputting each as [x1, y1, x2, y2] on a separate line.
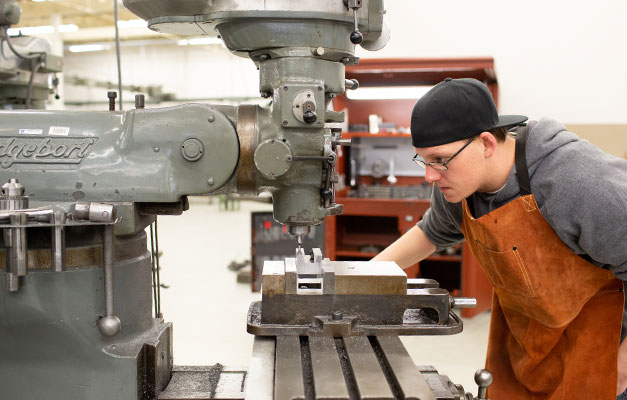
[460, 126, 624, 399]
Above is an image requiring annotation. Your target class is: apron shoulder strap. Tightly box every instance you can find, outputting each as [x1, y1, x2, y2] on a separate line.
[514, 121, 537, 196]
[467, 122, 537, 216]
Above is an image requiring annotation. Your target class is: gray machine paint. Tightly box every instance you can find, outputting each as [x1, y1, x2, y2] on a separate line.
[0, 1, 492, 399]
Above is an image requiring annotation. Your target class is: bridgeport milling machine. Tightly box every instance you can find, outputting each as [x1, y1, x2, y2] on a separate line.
[0, 1, 494, 399]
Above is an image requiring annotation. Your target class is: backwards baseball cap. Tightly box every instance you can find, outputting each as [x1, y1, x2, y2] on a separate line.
[410, 78, 527, 147]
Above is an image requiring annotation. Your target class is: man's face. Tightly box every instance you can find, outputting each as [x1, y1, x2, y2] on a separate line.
[414, 138, 485, 203]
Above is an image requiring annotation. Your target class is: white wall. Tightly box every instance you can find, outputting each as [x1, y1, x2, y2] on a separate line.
[360, 0, 627, 124]
[61, 0, 627, 123]
[63, 43, 259, 107]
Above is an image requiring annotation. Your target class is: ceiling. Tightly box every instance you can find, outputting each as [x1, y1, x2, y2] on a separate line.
[19, 0, 135, 28]
[14, 0, 170, 43]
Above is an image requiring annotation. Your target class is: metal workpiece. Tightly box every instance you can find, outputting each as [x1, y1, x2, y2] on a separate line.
[0, 104, 239, 203]
[266, 254, 408, 296]
[246, 335, 468, 400]
[250, 256, 470, 336]
[295, 245, 321, 274]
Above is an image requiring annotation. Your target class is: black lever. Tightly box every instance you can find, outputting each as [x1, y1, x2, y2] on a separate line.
[345, 0, 363, 44]
[303, 110, 317, 124]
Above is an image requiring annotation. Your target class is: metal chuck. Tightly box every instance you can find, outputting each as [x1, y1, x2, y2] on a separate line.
[287, 225, 310, 253]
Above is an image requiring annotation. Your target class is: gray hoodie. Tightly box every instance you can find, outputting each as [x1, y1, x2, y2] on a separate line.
[418, 117, 627, 281]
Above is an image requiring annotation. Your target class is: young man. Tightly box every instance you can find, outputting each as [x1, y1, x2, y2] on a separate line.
[373, 78, 627, 399]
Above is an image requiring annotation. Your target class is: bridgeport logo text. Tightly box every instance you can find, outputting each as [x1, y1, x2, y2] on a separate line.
[0, 137, 97, 168]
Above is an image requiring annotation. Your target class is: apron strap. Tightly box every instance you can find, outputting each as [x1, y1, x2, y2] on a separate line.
[467, 123, 536, 216]
[514, 121, 537, 195]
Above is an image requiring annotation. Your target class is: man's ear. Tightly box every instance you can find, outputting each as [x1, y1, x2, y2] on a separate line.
[478, 132, 498, 158]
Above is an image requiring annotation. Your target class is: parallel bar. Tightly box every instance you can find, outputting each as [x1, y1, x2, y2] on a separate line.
[275, 336, 305, 400]
[406, 279, 439, 289]
[375, 336, 436, 400]
[245, 337, 275, 400]
[343, 336, 393, 399]
[309, 336, 349, 399]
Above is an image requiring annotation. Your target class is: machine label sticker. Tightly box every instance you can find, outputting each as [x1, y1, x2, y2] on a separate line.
[18, 129, 43, 135]
[0, 137, 97, 168]
[48, 126, 70, 136]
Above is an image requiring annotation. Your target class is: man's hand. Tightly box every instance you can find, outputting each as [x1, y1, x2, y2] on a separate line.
[618, 339, 627, 395]
[371, 225, 436, 269]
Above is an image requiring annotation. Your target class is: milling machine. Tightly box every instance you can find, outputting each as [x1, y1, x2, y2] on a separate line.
[0, 0, 62, 109]
[0, 1, 493, 399]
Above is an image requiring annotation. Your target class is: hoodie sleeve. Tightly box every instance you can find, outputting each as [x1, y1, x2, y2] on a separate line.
[417, 186, 465, 248]
[527, 119, 627, 280]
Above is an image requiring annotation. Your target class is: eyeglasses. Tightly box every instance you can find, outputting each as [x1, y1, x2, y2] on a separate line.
[412, 138, 474, 171]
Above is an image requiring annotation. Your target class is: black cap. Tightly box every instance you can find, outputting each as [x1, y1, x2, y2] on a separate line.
[410, 78, 527, 147]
